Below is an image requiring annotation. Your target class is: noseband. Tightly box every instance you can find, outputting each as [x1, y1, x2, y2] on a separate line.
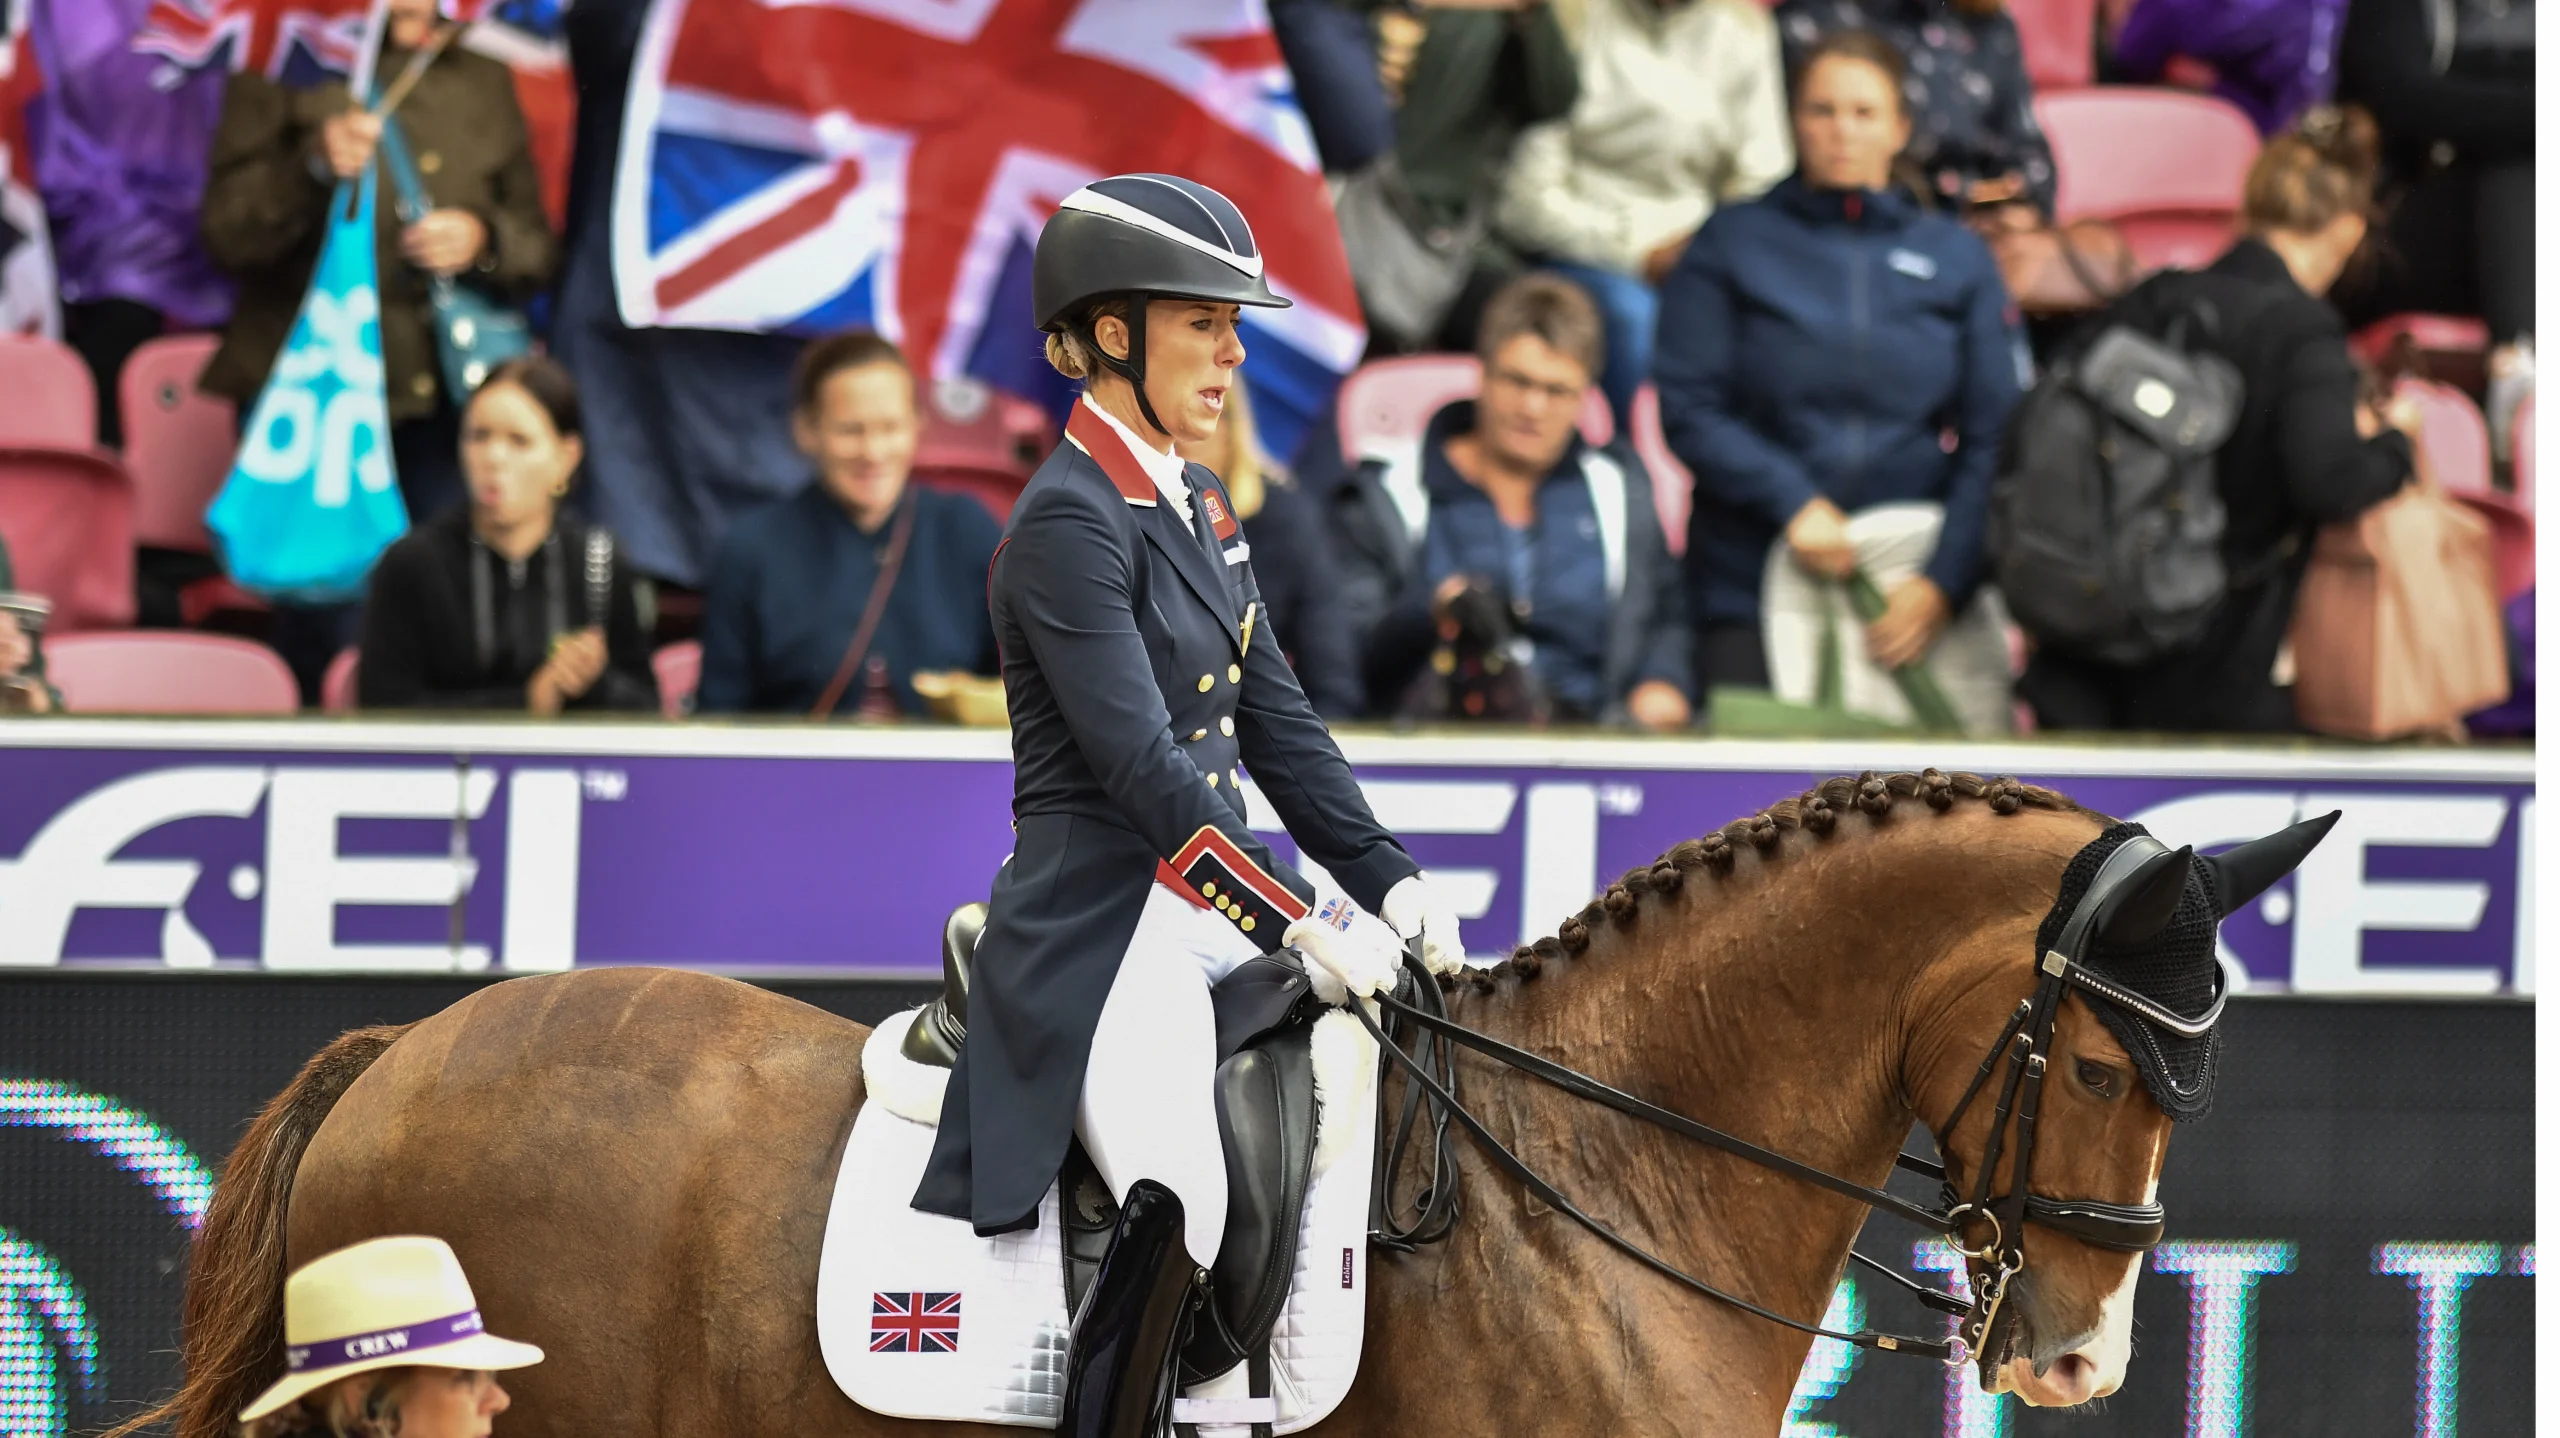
[1360, 835, 2210, 1373]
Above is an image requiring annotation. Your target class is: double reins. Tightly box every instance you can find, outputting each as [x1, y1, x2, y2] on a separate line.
[1359, 838, 2201, 1373]
[1354, 967, 1970, 1363]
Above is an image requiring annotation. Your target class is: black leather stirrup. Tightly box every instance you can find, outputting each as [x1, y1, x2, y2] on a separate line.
[1059, 1179, 1198, 1438]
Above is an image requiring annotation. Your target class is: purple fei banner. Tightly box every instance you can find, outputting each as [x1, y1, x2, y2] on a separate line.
[0, 722, 2533, 997]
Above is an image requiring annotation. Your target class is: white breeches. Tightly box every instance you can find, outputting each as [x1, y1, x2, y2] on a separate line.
[1076, 882, 1262, 1272]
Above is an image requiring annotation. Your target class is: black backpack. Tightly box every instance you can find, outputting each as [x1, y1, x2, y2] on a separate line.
[1988, 275, 2253, 667]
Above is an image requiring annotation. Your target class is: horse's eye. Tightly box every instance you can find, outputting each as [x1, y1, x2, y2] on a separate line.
[2076, 1059, 2121, 1100]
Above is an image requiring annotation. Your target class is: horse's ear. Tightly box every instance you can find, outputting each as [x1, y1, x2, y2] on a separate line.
[2092, 843, 2194, 951]
[2201, 811, 2342, 919]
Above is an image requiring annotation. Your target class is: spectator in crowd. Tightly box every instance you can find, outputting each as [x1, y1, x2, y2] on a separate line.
[357, 357, 659, 714]
[698, 332, 1002, 719]
[2105, 0, 2350, 136]
[2333, 0, 2534, 456]
[1654, 29, 2021, 696]
[1171, 377, 1364, 719]
[0, 540, 55, 714]
[2020, 107, 2417, 734]
[199, 0, 558, 527]
[1775, 0, 2058, 223]
[1493, 0, 1793, 431]
[1331, 0, 1580, 353]
[1316, 273, 1693, 729]
[1269, 0, 1399, 176]
[238, 1236, 540, 1438]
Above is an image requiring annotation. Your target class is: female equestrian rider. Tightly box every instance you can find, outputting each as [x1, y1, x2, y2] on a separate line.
[910, 172, 1467, 1436]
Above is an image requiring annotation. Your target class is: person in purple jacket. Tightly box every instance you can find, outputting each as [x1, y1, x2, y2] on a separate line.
[2106, 0, 2350, 135]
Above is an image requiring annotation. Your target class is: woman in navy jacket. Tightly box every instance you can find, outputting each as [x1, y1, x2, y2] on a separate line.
[910, 174, 1467, 1438]
[1653, 29, 2023, 693]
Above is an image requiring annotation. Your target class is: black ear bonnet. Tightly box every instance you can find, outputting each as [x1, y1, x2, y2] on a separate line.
[2040, 823, 2226, 1119]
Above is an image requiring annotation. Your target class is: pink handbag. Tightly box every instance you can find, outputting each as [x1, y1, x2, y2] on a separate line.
[2290, 474, 2510, 740]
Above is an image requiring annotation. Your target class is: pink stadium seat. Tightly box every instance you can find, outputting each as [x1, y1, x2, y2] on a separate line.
[321, 647, 361, 713]
[2397, 379, 2493, 498]
[2350, 313, 2491, 370]
[2010, 0, 2098, 90]
[917, 468, 1025, 523]
[1629, 384, 1692, 558]
[916, 377, 1053, 478]
[119, 334, 237, 553]
[0, 336, 99, 450]
[45, 631, 300, 714]
[2037, 90, 2258, 272]
[0, 447, 138, 632]
[1334, 355, 1612, 465]
[2511, 389, 2533, 511]
[652, 640, 701, 719]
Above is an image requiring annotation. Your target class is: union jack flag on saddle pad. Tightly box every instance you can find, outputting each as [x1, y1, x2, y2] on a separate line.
[869, 1291, 962, 1353]
[610, 0, 1366, 462]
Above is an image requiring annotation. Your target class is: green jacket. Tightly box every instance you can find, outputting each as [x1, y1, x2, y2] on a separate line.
[1379, 1, 1581, 230]
[198, 40, 558, 422]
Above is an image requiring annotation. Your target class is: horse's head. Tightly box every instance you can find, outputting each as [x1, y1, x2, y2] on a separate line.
[1915, 811, 2336, 1408]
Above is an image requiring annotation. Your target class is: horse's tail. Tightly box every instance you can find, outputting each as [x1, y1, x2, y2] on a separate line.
[106, 1023, 416, 1438]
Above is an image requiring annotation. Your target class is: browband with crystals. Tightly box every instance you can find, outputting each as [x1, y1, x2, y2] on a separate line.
[286, 1309, 485, 1371]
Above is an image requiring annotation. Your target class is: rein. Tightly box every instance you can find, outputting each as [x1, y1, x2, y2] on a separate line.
[1361, 834, 2201, 1375]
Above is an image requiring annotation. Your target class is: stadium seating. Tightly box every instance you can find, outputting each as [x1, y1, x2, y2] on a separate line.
[917, 469, 1025, 523]
[1334, 354, 1614, 465]
[1628, 384, 1692, 558]
[119, 334, 236, 553]
[0, 448, 138, 632]
[2351, 314, 2492, 397]
[45, 631, 299, 714]
[0, 337, 99, 450]
[2037, 89, 2257, 272]
[653, 640, 701, 718]
[2010, 0, 2099, 90]
[2512, 390, 2533, 511]
[2397, 379, 2493, 498]
[321, 647, 361, 713]
[916, 375, 1052, 478]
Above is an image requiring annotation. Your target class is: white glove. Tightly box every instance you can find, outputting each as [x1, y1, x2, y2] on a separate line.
[1382, 872, 1467, 976]
[1285, 898, 1403, 1004]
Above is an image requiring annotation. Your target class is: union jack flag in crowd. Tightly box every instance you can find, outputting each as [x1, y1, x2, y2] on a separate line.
[132, 0, 564, 87]
[611, 0, 1366, 460]
[0, 0, 52, 337]
[869, 1291, 962, 1353]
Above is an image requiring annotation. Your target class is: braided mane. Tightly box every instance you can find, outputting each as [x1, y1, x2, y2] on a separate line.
[1455, 769, 2089, 993]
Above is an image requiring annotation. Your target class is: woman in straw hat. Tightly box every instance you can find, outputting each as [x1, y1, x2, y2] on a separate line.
[236, 1236, 542, 1438]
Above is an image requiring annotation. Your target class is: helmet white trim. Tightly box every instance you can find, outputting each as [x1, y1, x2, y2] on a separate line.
[1056, 186, 1266, 280]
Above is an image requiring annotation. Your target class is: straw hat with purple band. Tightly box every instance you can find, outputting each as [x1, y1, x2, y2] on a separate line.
[240, 1236, 544, 1421]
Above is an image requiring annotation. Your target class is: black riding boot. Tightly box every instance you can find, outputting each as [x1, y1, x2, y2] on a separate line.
[1058, 1179, 1198, 1438]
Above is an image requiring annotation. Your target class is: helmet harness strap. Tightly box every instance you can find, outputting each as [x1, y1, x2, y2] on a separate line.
[1078, 293, 1171, 439]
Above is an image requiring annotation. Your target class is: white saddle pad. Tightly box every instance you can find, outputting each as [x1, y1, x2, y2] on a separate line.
[817, 1007, 1378, 1435]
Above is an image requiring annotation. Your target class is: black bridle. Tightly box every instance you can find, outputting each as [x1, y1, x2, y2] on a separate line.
[1359, 835, 2215, 1375]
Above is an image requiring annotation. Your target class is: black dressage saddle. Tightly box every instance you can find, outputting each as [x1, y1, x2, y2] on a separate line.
[901, 904, 1329, 1406]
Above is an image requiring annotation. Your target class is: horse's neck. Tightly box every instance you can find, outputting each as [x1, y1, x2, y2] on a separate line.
[1368, 822, 2031, 1429]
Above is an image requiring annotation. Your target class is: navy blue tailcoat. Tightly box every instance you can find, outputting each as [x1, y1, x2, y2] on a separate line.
[912, 403, 1419, 1236]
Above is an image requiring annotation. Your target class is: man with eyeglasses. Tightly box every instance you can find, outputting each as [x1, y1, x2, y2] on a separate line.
[1316, 273, 1694, 730]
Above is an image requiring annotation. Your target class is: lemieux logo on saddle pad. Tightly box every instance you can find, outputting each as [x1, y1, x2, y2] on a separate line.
[869, 1292, 962, 1353]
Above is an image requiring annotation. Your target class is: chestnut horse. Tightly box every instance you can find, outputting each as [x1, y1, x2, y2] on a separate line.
[131, 772, 2190, 1438]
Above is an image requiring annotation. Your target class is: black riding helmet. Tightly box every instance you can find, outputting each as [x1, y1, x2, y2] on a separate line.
[1032, 173, 1290, 435]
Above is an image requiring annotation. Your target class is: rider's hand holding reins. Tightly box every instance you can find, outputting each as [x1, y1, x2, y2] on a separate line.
[1287, 900, 1404, 1003]
[1383, 872, 1468, 976]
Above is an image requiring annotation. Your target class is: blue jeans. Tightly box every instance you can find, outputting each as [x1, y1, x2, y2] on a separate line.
[1544, 260, 1656, 436]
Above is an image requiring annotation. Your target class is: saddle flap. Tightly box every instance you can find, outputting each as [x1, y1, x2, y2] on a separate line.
[1182, 1027, 1319, 1384]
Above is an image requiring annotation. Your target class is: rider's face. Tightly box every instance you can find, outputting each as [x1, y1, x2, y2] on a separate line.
[1115, 300, 1245, 447]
